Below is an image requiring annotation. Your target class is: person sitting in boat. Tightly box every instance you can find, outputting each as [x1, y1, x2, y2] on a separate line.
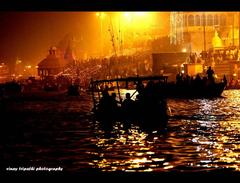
[122, 92, 135, 119]
[134, 94, 144, 119]
[97, 90, 114, 120]
[223, 75, 227, 86]
[176, 73, 183, 85]
[144, 80, 155, 98]
[183, 74, 191, 86]
[206, 66, 215, 84]
[194, 74, 202, 87]
[110, 92, 121, 117]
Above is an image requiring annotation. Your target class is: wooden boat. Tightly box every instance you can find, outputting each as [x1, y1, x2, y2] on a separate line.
[89, 75, 226, 124]
[90, 75, 227, 99]
[90, 76, 168, 124]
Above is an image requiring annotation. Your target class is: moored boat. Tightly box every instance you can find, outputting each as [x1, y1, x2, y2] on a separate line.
[89, 75, 226, 125]
[90, 75, 227, 99]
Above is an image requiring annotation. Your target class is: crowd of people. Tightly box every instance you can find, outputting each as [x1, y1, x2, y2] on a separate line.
[201, 46, 240, 65]
[69, 52, 152, 88]
[176, 66, 227, 87]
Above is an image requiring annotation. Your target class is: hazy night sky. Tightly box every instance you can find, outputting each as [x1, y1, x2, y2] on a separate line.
[0, 12, 101, 71]
[0, 12, 171, 72]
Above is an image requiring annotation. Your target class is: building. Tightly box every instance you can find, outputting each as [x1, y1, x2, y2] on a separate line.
[151, 12, 240, 82]
[38, 46, 75, 78]
[172, 12, 239, 53]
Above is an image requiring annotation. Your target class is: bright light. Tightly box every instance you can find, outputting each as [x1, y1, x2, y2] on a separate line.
[182, 48, 187, 52]
[181, 70, 185, 74]
[101, 13, 105, 18]
[96, 12, 105, 19]
[124, 13, 130, 17]
[135, 12, 146, 16]
[122, 12, 132, 23]
[233, 73, 237, 77]
[120, 12, 154, 31]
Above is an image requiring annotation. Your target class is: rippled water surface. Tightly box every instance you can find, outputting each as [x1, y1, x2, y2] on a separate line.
[2, 90, 240, 173]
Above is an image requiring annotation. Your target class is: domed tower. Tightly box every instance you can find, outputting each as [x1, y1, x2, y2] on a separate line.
[49, 46, 57, 55]
[38, 46, 67, 78]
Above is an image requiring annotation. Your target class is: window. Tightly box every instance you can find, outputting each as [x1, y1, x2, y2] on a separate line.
[220, 14, 226, 25]
[207, 15, 213, 26]
[195, 15, 200, 26]
[188, 15, 194, 26]
[214, 14, 219, 25]
[201, 14, 206, 26]
[184, 15, 188, 26]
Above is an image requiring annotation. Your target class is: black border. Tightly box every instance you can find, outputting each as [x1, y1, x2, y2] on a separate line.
[1, 0, 240, 11]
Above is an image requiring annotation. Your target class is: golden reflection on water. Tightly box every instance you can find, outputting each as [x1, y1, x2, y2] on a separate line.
[190, 119, 240, 171]
[89, 90, 240, 172]
[90, 122, 172, 172]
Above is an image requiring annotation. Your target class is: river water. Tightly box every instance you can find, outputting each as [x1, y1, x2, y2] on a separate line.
[1, 89, 240, 173]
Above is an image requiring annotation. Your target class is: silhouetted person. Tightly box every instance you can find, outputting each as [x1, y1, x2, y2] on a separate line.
[176, 73, 183, 85]
[122, 93, 135, 119]
[134, 94, 144, 120]
[207, 66, 215, 83]
[183, 74, 191, 86]
[97, 90, 113, 120]
[110, 92, 121, 118]
[223, 75, 227, 86]
[144, 80, 155, 99]
[194, 74, 202, 86]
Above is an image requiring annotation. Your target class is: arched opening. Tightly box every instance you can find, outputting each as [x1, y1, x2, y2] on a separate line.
[220, 14, 226, 25]
[207, 14, 213, 26]
[201, 14, 206, 26]
[214, 14, 219, 25]
[188, 15, 194, 26]
[184, 15, 188, 26]
[195, 15, 200, 26]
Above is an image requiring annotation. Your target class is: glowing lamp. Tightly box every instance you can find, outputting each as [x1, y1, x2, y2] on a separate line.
[182, 48, 187, 53]
[124, 13, 130, 17]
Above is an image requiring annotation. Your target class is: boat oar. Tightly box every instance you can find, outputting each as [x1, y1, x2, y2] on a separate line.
[130, 90, 138, 98]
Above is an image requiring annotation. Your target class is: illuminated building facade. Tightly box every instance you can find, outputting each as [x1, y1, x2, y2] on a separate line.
[171, 12, 240, 82]
[175, 12, 239, 53]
